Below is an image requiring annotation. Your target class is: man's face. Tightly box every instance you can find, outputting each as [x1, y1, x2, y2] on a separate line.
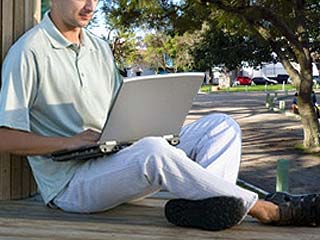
[51, 0, 99, 29]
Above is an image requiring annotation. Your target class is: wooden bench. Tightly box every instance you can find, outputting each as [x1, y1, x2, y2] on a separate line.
[0, 197, 318, 239]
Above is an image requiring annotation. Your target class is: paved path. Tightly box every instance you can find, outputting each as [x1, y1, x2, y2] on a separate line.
[186, 90, 320, 194]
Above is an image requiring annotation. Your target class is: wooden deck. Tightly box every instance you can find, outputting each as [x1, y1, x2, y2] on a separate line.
[0, 198, 319, 240]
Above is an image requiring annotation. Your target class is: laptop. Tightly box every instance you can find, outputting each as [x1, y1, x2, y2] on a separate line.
[51, 72, 204, 161]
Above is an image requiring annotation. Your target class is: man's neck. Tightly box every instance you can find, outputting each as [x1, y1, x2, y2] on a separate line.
[61, 30, 81, 45]
[49, 12, 81, 44]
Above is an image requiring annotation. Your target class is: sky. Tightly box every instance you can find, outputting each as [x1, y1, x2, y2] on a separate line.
[87, 1, 109, 38]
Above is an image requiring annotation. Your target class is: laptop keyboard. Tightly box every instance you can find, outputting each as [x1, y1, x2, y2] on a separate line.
[51, 145, 103, 161]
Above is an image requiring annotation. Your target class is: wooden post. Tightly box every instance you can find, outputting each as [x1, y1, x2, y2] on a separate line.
[276, 159, 289, 192]
[0, 0, 41, 200]
[279, 100, 286, 113]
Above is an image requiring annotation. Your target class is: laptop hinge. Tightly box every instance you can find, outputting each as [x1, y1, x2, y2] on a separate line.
[163, 135, 180, 146]
[99, 141, 117, 153]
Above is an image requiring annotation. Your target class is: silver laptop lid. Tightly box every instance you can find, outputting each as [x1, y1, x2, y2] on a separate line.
[99, 72, 204, 143]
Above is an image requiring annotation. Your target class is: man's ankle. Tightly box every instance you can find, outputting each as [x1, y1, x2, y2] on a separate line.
[248, 200, 280, 223]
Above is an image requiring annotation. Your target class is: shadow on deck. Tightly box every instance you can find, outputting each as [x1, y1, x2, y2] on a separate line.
[0, 198, 318, 240]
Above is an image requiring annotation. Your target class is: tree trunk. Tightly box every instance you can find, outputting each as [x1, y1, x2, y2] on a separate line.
[280, 57, 320, 149]
[297, 65, 320, 149]
[298, 97, 320, 148]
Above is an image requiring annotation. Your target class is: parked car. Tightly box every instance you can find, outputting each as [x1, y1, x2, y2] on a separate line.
[276, 74, 289, 84]
[233, 76, 252, 86]
[252, 76, 278, 85]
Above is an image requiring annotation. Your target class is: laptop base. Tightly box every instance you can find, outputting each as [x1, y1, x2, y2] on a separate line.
[51, 136, 180, 162]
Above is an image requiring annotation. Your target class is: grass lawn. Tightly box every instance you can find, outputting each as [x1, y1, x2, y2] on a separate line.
[201, 84, 296, 93]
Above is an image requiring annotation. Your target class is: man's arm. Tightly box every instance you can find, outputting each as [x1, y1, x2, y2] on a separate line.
[0, 127, 100, 156]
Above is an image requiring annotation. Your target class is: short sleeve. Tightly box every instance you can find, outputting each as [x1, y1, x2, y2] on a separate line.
[0, 46, 39, 132]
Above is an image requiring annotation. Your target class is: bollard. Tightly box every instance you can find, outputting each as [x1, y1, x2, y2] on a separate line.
[276, 159, 289, 192]
[279, 100, 286, 112]
[268, 94, 275, 109]
[285, 90, 288, 97]
[265, 93, 270, 108]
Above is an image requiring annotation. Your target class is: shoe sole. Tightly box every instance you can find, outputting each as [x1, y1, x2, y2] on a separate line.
[164, 196, 246, 231]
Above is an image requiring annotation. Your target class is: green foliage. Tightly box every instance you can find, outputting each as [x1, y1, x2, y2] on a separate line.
[99, 0, 276, 71]
[142, 32, 169, 71]
[111, 30, 138, 68]
[140, 31, 200, 72]
[171, 32, 200, 71]
[100, 0, 319, 75]
[41, 0, 51, 17]
[192, 22, 274, 70]
[105, 0, 177, 32]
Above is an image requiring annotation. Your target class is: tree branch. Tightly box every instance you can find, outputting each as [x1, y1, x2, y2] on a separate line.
[200, 0, 304, 51]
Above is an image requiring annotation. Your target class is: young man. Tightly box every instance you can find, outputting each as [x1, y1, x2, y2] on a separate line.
[0, 0, 319, 231]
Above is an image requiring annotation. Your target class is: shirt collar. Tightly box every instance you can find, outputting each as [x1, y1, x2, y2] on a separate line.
[40, 12, 95, 51]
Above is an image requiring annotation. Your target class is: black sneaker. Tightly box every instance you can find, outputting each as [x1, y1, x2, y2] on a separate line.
[264, 192, 292, 205]
[164, 196, 246, 231]
[265, 192, 320, 226]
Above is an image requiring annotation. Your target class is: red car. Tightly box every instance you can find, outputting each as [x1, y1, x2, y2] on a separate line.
[234, 76, 252, 86]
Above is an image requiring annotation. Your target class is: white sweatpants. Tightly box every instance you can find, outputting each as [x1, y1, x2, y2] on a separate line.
[53, 113, 258, 214]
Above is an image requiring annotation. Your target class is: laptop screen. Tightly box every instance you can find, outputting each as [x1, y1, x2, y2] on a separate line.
[99, 72, 204, 144]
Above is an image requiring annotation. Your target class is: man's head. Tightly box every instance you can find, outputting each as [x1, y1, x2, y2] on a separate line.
[50, 0, 99, 31]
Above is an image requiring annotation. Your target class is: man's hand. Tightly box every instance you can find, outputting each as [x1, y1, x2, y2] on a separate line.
[65, 129, 100, 150]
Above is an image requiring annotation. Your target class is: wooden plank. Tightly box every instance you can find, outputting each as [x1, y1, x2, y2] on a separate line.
[21, 160, 32, 197]
[30, 175, 38, 194]
[0, 199, 319, 240]
[25, 0, 39, 197]
[16, 157, 36, 198]
[24, 0, 41, 28]
[24, 0, 32, 30]
[10, 155, 22, 199]
[1, 0, 13, 59]
[0, 0, 3, 88]
[0, 0, 2, 60]
[13, 0, 25, 41]
[0, 153, 11, 200]
[29, 160, 37, 193]
[0, 0, 13, 200]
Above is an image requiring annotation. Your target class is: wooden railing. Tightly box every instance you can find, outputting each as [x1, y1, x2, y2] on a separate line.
[0, 0, 41, 200]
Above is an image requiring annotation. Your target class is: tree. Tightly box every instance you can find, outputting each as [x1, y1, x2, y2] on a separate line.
[142, 32, 171, 72]
[171, 32, 199, 72]
[198, 0, 320, 149]
[192, 22, 274, 71]
[102, 0, 320, 149]
[111, 30, 138, 70]
[142, 31, 199, 72]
